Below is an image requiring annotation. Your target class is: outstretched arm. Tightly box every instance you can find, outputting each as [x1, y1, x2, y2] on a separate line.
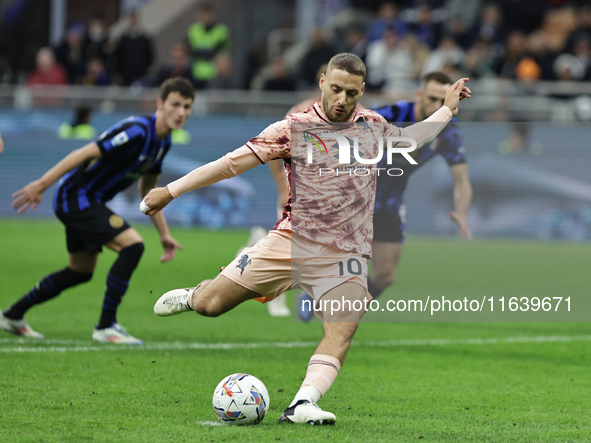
[398, 78, 471, 147]
[139, 173, 183, 262]
[12, 142, 101, 214]
[141, 145, 262, 215]
[449, 163, 473, 241]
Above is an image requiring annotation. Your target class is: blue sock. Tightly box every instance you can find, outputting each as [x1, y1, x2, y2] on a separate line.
[4, 268, 92, 319]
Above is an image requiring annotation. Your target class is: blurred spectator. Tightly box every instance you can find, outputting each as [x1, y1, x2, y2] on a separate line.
[27, 47, 68, 85]
[299, 27, 337, 88]
[527, 32, 556, 80]
[563, 5, 591, 53]
[58, 106, 97, 140]
[515, 57, 542, 81]
[553, 53, 585, 81]
[365, 27, 413, 91]
[344, 25, 368, 61]
[0, 0, 50, 81]
[187, 1, 232, 89]
[208, 53, 237, 89]
[317, 0, 352, 26]
[421, 35, 465, 76]
[551, 54, 586, 101]
[408, 2, 442, 49]
[463, 39, 496, 79]
[498, 0, 546, 34]
[571, 36, 591, 80]
[153, 42, 194, 87]
[447, 16, 473, 50]
[493, 31, 528, 78]
[406, 32, 430, 80]
[445, 0, 482, 32]
[54, 22, 87, 84]
[366, 2, 408, 43]
[263, 56, 297, 91]
[84, 13, 110, 63]
[114, 11, 153, 86]
[471, 4, 507, 55]
[82, 57, 111, 86]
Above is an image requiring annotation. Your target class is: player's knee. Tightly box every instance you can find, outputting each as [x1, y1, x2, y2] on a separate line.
[66, 267, 93, 284]
[119, 242, 145, 263]
[194, 296, 224, 317]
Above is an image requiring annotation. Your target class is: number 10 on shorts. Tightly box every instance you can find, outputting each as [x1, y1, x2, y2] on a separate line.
[338, 258, 363, 276]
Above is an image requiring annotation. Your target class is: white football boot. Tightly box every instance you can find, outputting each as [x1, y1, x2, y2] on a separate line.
[154, 288, 194, 317]
[92, 323, 142, 345]
[0, 311, 44, 339]
[279, 400, 336, 425]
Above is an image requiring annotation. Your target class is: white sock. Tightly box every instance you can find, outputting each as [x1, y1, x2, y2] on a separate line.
[289, 354, 341, 407]
[290, 385, 321, 407]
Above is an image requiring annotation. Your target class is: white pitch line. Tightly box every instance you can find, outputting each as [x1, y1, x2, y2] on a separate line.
[1, 335, 591, 353]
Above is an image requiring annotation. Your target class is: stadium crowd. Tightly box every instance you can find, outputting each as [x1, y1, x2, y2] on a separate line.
[0, 0, 590, 91]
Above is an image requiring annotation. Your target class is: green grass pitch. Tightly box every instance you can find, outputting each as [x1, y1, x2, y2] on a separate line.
[0, 218, 590, 442]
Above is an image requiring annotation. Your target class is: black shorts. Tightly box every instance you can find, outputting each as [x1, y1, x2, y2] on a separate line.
[55, 205, 131, 253]
[373, 203, 406, 243]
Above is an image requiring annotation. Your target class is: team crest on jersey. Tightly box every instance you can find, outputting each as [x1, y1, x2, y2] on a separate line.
[236, 254, 252, 275]
[112, 131, 129, 147]
[109, 215, 125, 229]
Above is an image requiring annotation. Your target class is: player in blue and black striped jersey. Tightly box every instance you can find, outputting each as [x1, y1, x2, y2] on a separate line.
[0, 78, 194, 344]
[369, 72, 473, 299]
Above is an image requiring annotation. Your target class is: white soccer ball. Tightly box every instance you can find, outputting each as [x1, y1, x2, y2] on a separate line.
[212, 373, 270, 425]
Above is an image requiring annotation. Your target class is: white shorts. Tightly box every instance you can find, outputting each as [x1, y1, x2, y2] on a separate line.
[220, 229, 369, 304]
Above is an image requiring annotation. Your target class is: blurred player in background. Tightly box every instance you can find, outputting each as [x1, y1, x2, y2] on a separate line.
[142, 53, 470, 424]
[368, 71, 473, 300]
[0, 131, 4, 154]
[0, 78, 194, 344]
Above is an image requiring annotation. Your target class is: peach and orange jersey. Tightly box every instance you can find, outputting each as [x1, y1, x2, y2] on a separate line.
[246, 103, 400, 257]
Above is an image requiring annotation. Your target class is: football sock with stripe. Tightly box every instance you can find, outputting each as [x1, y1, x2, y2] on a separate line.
[97, 242, 144, 329]
[4, 267, 93, 320]
[290, 354, 341, 407]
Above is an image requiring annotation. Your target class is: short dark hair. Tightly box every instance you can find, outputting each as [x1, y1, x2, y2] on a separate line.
[160, 77, 195, 102]
[421, 71, 452, 87]
[326, 53, 366, 81]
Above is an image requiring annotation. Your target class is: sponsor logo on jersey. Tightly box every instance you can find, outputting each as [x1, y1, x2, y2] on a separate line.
[112, 131, 130, 147]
